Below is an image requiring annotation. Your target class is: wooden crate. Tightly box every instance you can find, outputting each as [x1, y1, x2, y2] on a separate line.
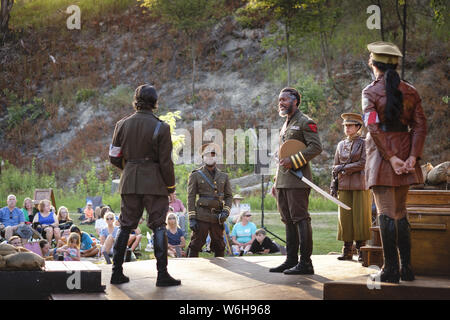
[407, 190, 450, 277]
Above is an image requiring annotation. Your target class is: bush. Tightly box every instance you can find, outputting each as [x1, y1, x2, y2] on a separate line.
[75, 88, 97, 103]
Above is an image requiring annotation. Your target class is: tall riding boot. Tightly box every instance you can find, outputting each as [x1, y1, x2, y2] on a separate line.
[355, 241, 366, 262]
[397, 217, 415, 281]
[111, 228, 131, 284]
[337, 242, 354, 260]
[284, 219, 314, 275]
[373, 214, 400, 283]
[269, 223, 299, 272]
[153, 226, 181, 287]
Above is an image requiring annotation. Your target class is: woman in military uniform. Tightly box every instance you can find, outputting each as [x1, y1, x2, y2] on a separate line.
[331, 113, 371, 262]
[363, 42, 427, 283]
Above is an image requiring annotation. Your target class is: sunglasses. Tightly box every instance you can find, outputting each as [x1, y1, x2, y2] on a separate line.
[245, 214, 252, 217]
[106, 218, 114, 221]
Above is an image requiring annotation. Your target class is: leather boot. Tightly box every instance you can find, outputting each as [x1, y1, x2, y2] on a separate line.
[284, 219, 314, 275]
[355, 241, 365, 262]
[153, 226, 181, 287]
[269, 223, 298, 272]
[372, 214, 400, 283]
[337, 242, 353, 260]
[397, 217, 415, 281]
[111, 228, 131, 285]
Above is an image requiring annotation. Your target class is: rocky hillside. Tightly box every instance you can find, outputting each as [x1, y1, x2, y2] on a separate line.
[0, 1, 448, 190]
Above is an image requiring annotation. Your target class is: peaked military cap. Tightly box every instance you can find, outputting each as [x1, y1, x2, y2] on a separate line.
[341, 113, 363, 126]
[368, 41, 403, 64]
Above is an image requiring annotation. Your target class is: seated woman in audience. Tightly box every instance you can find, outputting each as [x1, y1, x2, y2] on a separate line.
[69, 225, 99, 258]
[95, 206, 111, 237]
[231, 210, 257, 256]
[56, 206, 73, 246]
[100, 212, 120, 263]
[56, 232, 81, 261]
[57, 206, 73, 231]
[248, 228, 280, 255]
[166, 212, 186, 258]
[21, 198, 36, 223]
[33, 199, 61, 245]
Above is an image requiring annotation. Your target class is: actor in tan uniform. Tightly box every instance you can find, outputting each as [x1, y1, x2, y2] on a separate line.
[270, 87, 323, 275]
[331, 113, 371, 262]
[363, 42, 427, 283]
[187, 143, 233, 257]
[109, 84, 180, 286]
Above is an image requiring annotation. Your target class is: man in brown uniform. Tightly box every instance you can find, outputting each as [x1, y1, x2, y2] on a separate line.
[109, 84, 180, 286]
[187, 143, 233, 257]
[270, 87, 323, 275]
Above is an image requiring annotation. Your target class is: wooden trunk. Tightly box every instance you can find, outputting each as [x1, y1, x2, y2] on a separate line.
[407, 190, 450, 277]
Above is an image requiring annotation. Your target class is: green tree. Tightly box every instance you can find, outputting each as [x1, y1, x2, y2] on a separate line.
[237, 0, 310, 86]
[0, 0, 14, 36]
[139, 0, 224, 98]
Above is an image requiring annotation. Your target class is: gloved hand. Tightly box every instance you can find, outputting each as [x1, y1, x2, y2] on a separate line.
[332, 164, 344, 175]
[217, 210, 229, 224]
[189, 217, 199, 233]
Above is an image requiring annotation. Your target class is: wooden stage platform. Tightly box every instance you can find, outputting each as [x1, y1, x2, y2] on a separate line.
[49, 255, 450, 300]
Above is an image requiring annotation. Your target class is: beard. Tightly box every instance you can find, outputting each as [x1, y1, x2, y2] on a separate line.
[278, 103, 293, 117]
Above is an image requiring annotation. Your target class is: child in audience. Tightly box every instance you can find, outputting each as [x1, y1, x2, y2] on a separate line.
[248, 228, 280, 255]
[81, 202, 95, 224]
[57, 232, 81, 261]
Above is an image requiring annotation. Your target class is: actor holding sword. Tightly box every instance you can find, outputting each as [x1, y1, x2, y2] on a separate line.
[270, 87, 323, 275]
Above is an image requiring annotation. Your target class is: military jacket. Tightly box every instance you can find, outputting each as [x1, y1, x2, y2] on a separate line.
[362, 75, 427, 188]
[109, 109, 175, 195]
[275, 109, 323, 189]
[333, 136, 367, 191]
[187, 166, 233, 223]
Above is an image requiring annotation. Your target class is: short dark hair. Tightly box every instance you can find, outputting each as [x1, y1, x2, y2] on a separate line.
[39, 239, 49, 249]
[70, 225, 81, 234]
[133, 84, 158, 110]
[280, 87, 301, 107]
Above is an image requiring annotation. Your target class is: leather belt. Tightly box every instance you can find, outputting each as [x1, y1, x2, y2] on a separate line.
[127, 158, 158, 164]
[380, 122, 408, 132]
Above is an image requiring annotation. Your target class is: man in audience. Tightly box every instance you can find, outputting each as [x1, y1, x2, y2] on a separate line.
[0, 194, 25, 242]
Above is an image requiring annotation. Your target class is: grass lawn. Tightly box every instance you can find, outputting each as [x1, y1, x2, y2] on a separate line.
[74, 210, 342, 261]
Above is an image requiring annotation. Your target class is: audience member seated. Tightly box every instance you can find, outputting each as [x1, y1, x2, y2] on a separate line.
[21, 197, 37, 223]
[231, 210, 257, 256]
[33, 199, 61, 245]
[57, 206, 73, 231]
[100, 212, 120, 264]
[166, 212, 186, 258]
[69, 225, 99, 258]
[0, 194, 25, 242]
[228, 194, 244, 225]
[39, 239, 56, 260]
[56, 232, 81, 261]
[128, 224, 143, 255]
[169, 192, 187, 235]
[95, 206, 111, 237]
[7, 235, 31, 253]
[248, 228, 280, 255]
[81, 201, 95, 224]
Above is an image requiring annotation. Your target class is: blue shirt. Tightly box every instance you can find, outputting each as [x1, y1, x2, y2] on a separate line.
[100, 226, 119, 239]
[231, 222, 257, 244]
[80, 232, 93, 251]
[166, 228, 184, 246]
[0, 207, 24, 227]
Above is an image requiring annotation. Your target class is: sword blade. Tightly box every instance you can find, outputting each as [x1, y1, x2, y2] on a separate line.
[289, 170, 351, 211]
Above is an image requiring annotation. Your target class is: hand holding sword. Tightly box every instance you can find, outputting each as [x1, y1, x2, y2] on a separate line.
[279, 140, 351, 211]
